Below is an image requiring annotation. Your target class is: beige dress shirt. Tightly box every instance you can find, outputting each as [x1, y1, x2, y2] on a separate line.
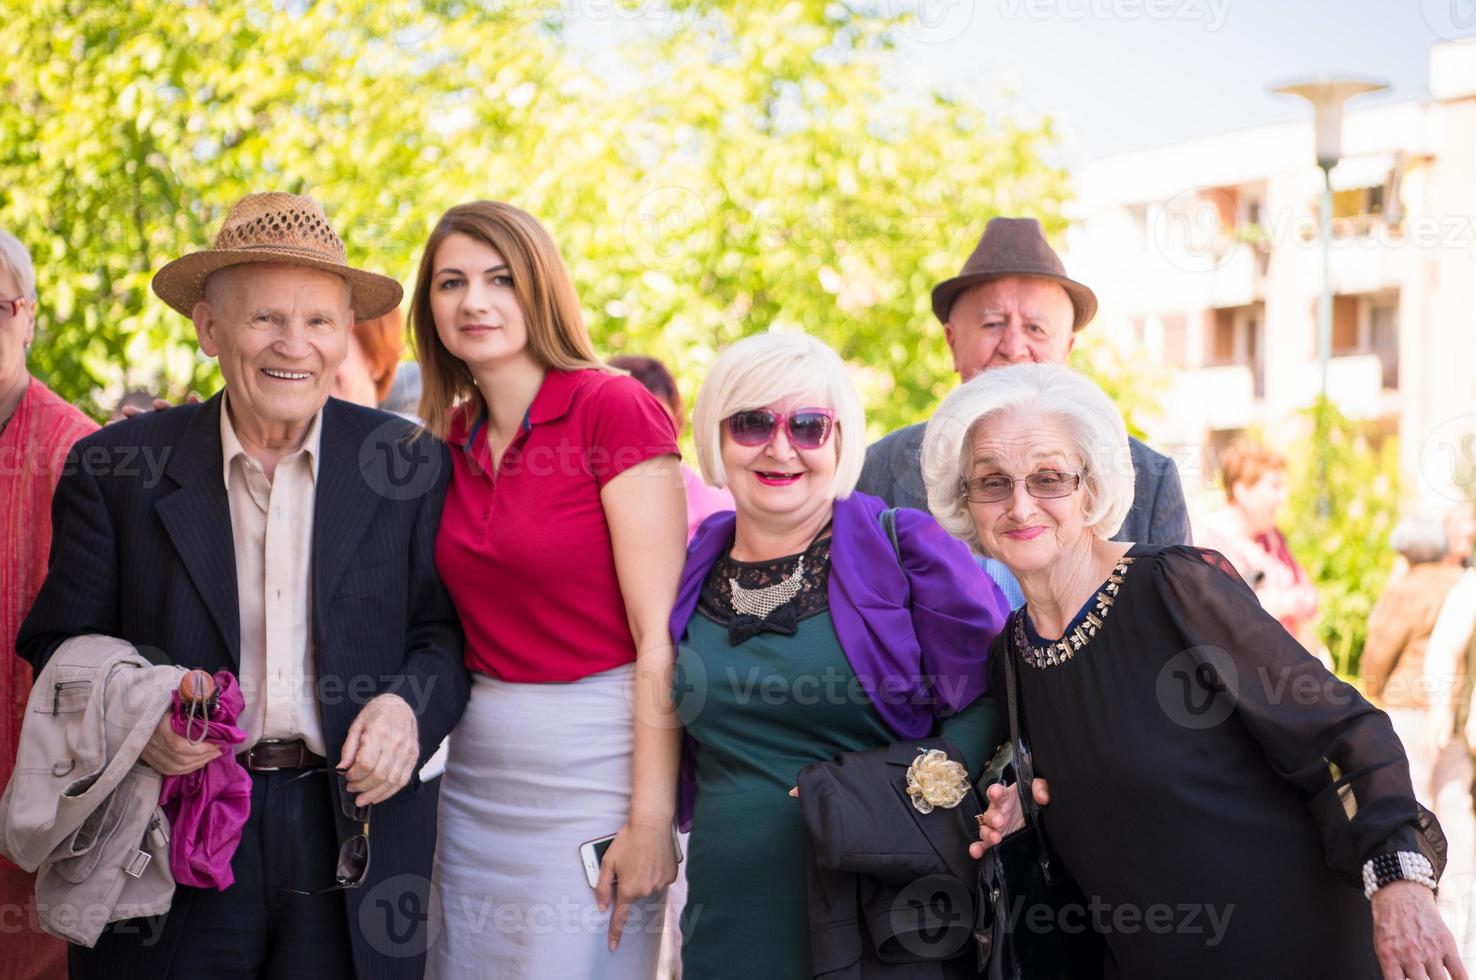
[220, 393, 326, 756]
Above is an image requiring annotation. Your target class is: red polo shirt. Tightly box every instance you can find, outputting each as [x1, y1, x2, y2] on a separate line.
[436, 369, 679, 682]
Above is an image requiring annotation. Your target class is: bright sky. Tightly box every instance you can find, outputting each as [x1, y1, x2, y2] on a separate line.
[889, 0, 1458, 164]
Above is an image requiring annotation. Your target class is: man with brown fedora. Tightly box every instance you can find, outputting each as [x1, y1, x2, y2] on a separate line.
[858, 216, 1190, 606]
[18, 192, 467, 979]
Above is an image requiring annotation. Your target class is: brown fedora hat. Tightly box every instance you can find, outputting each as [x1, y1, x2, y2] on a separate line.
[930, 217, 1097, 331]
[152, 192, 403, 321]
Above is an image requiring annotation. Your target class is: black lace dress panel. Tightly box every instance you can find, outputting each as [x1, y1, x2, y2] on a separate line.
[697, 534, 832, 644]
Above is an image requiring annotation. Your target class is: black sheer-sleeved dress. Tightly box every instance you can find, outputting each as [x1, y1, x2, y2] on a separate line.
[989, 543, 1435, 979]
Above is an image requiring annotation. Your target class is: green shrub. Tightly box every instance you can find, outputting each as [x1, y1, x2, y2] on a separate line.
[1282, 398, 1402, 680]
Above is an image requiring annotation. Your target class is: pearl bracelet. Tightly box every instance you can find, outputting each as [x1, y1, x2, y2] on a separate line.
[1363, 851, 1438, 900]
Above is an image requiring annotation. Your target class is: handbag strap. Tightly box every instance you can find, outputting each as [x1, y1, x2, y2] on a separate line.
[1002, 608, 1055, 864]
[880, 507, 912, 611]
[880, 506, 902, 562]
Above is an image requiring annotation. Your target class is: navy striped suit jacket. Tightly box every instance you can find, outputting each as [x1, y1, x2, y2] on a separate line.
[18, 393, 468, 980]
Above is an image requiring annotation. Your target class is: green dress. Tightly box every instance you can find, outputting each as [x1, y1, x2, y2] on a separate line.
[674, 534, 999, 979]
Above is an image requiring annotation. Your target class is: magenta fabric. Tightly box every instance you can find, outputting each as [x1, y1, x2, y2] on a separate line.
[680, 464, 734, 542]
[158, 671, 251, 890]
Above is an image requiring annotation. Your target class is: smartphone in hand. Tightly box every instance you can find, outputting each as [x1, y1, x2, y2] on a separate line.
[579, 833, 617, 889]
[578, 828, 685, 889]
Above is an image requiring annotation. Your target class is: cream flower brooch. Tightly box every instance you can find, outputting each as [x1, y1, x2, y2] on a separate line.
[904, 748, 970, 814]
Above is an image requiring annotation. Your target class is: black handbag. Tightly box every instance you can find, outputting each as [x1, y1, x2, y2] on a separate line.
[975, 610, 1104, 980]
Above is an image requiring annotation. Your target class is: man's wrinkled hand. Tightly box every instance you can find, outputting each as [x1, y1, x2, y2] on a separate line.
[336, 694, 419, 807]
[139, 712, 221, 775]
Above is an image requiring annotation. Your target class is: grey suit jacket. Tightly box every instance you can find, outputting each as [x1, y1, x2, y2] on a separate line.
[857, 421, 1192, 546]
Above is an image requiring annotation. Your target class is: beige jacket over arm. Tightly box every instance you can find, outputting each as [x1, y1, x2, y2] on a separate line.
[0, 635, 181, 946]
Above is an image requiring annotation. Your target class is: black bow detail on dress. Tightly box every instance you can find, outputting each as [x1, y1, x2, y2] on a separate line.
[727, 603, 799, 645]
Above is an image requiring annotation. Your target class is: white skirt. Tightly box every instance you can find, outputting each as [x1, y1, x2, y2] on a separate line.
[427, 665, 666, 980]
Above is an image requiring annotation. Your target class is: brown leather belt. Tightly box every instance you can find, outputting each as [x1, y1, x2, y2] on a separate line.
[238, 739, 326, 772]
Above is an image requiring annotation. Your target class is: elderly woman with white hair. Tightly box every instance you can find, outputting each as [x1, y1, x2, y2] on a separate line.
[667, 332, 1008, 977]
[923, 363, 1463, 980]
[0, 228, 96, 979]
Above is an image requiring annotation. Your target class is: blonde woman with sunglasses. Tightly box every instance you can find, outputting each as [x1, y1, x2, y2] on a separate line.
[666, 332, 1008, 977]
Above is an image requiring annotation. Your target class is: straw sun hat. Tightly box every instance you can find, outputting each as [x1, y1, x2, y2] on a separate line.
[151, 192, 403, 320]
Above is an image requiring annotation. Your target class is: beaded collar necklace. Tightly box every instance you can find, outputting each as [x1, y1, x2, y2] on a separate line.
[1012, 555, 1135, 668]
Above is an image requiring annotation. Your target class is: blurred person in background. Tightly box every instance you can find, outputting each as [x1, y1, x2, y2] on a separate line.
[332, 306, 405, 410]
[1198, 437, 1323, 655]
[380, 360, 422, 416]
[0, 227, 99, 979]
[1385, 501, 1476, 586]
[611, 354, 734, 543]
[1364, 513, 1476, 957]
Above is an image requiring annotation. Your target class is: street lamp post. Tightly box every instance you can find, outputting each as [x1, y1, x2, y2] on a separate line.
[1270, 77, 1388, 514]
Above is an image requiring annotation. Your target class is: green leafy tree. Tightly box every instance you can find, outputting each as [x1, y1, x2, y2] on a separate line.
[1, 0, 1068, 429]
[1069, 333, 1168, 442]
[0, 0, 552, 415]
[1282, 399, 1402, 679]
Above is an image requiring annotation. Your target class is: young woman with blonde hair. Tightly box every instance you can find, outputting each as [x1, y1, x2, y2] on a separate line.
[415, 202, 685, 978]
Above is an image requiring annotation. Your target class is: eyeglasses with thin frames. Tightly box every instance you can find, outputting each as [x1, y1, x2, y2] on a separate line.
[0, 297, 26, 320]
[275, 768, 371, 895]
[960, 470, 1082, 504]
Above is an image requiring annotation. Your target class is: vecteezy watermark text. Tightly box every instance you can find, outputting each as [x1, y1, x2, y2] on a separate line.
[998, 895, 1235, 945]
[997, 0, 1232, 31]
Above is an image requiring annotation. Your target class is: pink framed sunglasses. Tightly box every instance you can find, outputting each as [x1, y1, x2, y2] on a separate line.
[724, 407, 837, 450]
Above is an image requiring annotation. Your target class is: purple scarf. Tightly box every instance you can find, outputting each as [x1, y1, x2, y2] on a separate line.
[159, 672, 251, 890]
[669, 491, 1008, 829]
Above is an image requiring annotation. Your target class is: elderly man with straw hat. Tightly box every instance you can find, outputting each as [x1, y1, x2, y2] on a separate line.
[858, 217, 1191, 606]
[18, 193, 467, 980]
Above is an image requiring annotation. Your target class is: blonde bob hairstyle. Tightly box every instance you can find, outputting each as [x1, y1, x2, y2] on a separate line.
[410, 201, 610, 440]
[691, 332, 865, 500]
[921, 363, 1135, 556]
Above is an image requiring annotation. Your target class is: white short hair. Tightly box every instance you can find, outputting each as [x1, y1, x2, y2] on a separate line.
[921, 363, 1135, 555]
[691, 332, 865, 499]
[0, 228, 36, 300]
[1390, 514, 1448, 566]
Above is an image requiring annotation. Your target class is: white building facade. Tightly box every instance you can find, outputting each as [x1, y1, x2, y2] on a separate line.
[1065, 39, 1476, 510]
